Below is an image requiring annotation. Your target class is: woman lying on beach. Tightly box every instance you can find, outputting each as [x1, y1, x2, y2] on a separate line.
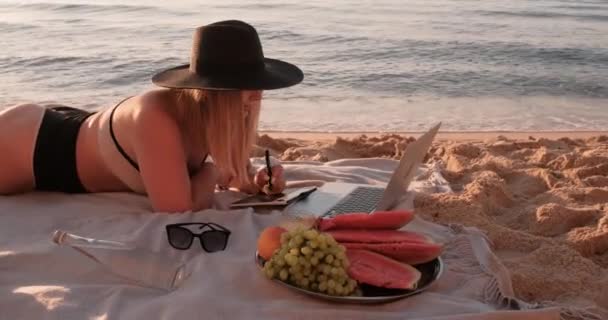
[0, 20, 303, 212]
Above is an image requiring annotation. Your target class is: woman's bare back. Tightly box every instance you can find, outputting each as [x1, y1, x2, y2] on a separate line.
[0, 90, 204, 195]
[0, 100, 137, 195]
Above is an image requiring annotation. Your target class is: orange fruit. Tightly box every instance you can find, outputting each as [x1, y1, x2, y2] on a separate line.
[257, 226, 287, 260]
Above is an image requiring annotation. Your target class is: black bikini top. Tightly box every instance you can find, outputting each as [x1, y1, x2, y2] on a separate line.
[108, 97, 208, 173]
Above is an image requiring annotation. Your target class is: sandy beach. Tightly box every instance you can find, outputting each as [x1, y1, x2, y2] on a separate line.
[257, 130, 608, 311]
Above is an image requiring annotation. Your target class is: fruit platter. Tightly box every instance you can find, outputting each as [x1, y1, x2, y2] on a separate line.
[256, 210, 444, 304]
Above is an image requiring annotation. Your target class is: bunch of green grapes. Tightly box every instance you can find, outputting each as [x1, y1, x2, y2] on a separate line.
[262, 227, 358, 296]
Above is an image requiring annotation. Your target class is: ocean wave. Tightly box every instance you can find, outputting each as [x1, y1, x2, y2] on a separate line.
[311, 39, 608, 69]
[0, 22, 40, 32]
[214, 3, 298, 10]
[262, 29, 305, 41]
[434, 42, 608, 66]
[6, 1, 160, 14]
[475, 10, 608, 22]
[345, 70, 608, 98]
[0, 55, 116, 72]
[551, 5, 608, 11]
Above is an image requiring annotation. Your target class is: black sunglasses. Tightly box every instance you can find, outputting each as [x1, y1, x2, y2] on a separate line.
[166, 223, 231, 252]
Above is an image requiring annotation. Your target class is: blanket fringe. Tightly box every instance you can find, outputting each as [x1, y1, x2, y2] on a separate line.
[542, 296, 606, 320]
[446, 224, 492, 276]
[442, 231, 489, 293]
[484, 279, 604, 320]
[556, 305, 604, 320]
[443, 233, 481, 272]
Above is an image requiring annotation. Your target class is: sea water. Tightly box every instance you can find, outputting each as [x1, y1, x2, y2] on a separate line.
[1, 0, 607, 131]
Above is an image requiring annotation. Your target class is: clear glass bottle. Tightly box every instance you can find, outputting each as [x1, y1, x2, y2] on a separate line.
[52, 230, 190, 292]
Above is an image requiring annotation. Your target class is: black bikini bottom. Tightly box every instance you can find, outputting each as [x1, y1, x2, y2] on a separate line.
[33, 106, 94, 193]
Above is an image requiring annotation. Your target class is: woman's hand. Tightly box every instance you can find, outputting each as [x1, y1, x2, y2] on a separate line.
[254, 164, 286, 195]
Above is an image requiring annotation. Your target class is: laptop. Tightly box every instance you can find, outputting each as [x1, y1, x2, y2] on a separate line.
[285, 123, 441, 217]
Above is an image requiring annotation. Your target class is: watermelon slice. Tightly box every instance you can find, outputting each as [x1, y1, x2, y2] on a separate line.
[328, 229, 432, 244]
[342, 241, 442, 265]
[346, 249, 421, 290]
[317, 210, 414, 231]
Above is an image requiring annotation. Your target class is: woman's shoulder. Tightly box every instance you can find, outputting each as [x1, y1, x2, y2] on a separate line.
[137, 89, 171, 109]
[132, 89, 174, 118]
[132, 90, 179, 132]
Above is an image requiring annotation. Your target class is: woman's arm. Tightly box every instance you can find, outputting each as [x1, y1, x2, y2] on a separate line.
[133, 103, 211, 212]
[190, 163, 219, 210]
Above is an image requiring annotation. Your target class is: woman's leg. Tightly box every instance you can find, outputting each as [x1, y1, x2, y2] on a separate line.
[0, 104, 46, 194]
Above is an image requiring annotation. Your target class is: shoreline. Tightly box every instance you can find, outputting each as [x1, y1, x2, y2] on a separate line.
[259, 130, 608, 142]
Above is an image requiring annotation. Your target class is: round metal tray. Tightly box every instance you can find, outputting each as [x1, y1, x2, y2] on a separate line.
[256, 252, 443, 304]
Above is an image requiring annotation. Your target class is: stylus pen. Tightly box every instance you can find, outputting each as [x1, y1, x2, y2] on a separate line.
[290, 187, 317, 203]
[265, 150, 273, 191]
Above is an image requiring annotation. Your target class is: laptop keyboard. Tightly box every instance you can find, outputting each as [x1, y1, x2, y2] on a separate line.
[323, 186, 385, 217]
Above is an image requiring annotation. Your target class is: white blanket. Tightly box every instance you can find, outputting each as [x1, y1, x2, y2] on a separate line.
[0, 158, 563, 320]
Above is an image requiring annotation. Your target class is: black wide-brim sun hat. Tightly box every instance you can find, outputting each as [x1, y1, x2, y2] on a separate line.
[152, 20, 304, 90]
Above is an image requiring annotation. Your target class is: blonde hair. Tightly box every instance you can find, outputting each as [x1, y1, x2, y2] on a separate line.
[166, 88, 260, 189]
